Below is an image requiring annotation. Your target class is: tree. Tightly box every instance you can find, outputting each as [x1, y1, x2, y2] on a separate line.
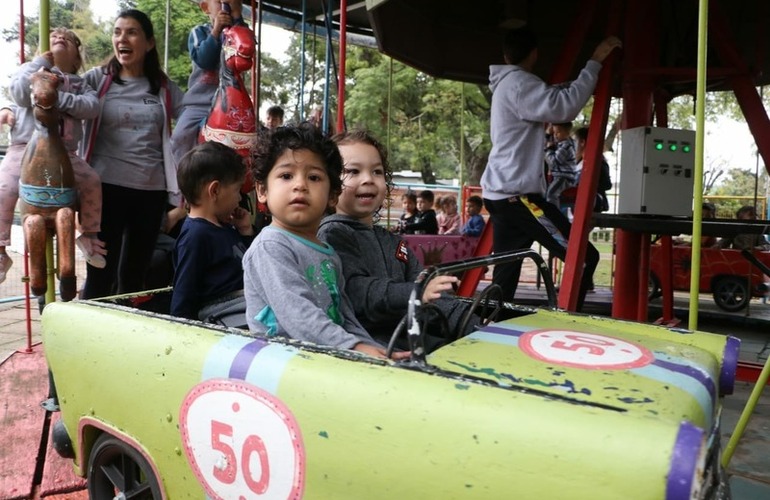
[711, 167, 769, 217]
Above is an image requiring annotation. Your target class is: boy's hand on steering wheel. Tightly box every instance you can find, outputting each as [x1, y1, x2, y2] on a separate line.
[422, 275, 458, 303]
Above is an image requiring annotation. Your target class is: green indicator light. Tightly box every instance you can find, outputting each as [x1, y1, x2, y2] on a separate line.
[683, 145, 691, 153]
[669, 143, 678, 152]
[655, 142, 663, 150]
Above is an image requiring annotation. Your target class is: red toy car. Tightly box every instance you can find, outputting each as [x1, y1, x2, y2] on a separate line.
[649, 244, 770, 312]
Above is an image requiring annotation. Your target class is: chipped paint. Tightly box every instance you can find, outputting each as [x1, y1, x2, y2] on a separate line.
[319, 431, 329, 439]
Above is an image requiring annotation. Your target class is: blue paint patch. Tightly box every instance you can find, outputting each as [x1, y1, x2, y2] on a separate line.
[632, 363, 712, 425]
[202, 335, 299, 395]
[455, 383, 471, 390]
[202, 335, 257, 380]
[319, 431, 329, 438]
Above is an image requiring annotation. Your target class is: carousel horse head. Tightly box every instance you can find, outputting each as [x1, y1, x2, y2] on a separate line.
[200, 23, 259, 196]
[30, 68, 62, 127]
[19, 67, 77, 300]
[222, 24, 256, 75]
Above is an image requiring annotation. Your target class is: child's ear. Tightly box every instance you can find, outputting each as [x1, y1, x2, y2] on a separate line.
[200, 2, 210, 15]
[327, 191, 339, 210]
[206, 180, 221, 199]
[256, 182, 268, 204]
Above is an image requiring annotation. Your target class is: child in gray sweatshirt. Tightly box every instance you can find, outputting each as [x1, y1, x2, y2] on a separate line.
[318, 130, 477, 349]
[243, 124, 404, 360]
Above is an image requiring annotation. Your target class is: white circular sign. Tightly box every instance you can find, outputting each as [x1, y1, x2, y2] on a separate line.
[180, 379, 305, 499]
[519, 330, 653, 370]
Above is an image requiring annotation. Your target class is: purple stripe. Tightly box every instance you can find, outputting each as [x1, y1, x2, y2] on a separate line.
[666, 422, 704, 500]
[476, 325, 526, 337]
[719, 336, 741, 396]
[653, 358, 716, 402]
[228, 339, 268, 379]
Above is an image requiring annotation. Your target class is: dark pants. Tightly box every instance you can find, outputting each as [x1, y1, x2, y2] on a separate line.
[81, 184, 166, 299]
[483, 194, 599, 311]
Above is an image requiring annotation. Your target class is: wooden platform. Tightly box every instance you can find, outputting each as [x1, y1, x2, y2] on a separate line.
[0, 346, 86, 499]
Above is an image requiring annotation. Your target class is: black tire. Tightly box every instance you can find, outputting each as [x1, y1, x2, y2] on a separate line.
[87, 434, 162, 500]
[712, 276, 750, 312]
[648, 273, 662, 300]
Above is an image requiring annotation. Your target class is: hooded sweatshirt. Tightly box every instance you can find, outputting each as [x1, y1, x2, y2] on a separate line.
[481, 60, 602, 200]
[318, 214, 471, 341]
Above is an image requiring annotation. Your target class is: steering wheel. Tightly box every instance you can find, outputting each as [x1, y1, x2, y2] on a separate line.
[385, 303, 449, 359]
[456, 283, 503, 340]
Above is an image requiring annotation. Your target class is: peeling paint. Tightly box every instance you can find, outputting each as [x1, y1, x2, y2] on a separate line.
[618, 396, 654, 404]
[319, 430, 329, 438]
[455, 383, 470, 390]
[448, 361, 592, 396]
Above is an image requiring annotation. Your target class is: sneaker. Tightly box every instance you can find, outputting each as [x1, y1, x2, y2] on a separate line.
[0, 253, 12, 284]
[76, 235, 107, 269]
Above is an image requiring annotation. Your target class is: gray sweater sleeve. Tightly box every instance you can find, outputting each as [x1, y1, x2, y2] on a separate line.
[244, 237, 375, 350]
[516, 60, 602, 123]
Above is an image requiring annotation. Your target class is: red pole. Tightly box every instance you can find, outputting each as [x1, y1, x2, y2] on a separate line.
[612, 0, 659, 320]
[557, 0, 622, 311]
[336, 0, 348, 133]
[19, 0, 25, 64]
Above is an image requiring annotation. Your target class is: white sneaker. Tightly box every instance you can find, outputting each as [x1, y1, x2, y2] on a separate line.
[76, 235, 107, 269]
[0, 253, 12, 284]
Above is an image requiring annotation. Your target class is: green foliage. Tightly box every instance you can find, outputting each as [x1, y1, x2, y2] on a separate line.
[133, 0, 203, 90]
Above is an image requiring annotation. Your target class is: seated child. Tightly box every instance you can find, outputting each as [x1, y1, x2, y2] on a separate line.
[243, 123, 403, 359]
[719, 205, 770, 251]
[461, 195, 486, 237]
[545, 121, 577, 208]
[171, 0, 245, 163]
[0, 28, 105, 284]
[319, 130, 478, 348]
[437, 195, 461, 235]
[397, 191, 417, 233]
[171, 142, 255, 322]
[403, 189, 438, 234]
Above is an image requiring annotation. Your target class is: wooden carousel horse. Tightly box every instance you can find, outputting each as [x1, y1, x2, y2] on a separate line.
[199, 23, 259, 194]
[19, 69, 77, 301]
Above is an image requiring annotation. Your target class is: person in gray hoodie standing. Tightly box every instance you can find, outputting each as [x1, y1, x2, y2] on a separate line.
[480, 26, 620, 310]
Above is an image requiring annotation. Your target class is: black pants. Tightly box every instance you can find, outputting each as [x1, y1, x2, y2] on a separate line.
[81, 184, 166, 299]
[483, 194, 599, 311]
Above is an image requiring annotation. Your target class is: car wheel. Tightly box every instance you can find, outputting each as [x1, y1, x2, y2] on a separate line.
[87, 434, 162, 500]
[712, 276, 750, 312]
[648, 273, 662, 300]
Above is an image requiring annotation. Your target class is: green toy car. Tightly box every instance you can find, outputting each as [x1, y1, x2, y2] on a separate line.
[43, 251, 737, 499]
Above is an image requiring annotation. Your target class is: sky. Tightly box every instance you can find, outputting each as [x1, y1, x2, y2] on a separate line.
[0, 1, 763, 179]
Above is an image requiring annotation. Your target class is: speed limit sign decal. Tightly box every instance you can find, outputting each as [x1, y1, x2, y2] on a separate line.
[519, 330, 654, 370]
[180, 379, 305, 499]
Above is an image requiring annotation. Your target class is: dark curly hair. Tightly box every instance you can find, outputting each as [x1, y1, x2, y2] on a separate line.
[252, 122, 343, 197]
[177, 142, 246, 205]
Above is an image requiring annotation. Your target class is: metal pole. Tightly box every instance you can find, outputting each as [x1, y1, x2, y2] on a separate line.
[687, 0, 709, 330]
[335, 0, 347, 133]
[163, 0, 170, 72]
[299, 0, 307, 120]
[39, 0, 49, 52]
[255, 0, 263, 113]
[321, 1, 333, 133]
[459, 82, 465, 210]
[19, 0, 25, 63]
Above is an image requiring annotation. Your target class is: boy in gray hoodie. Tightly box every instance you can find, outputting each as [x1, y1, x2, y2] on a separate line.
[480, 26, 620, 310]
[319, 130, 477, 348]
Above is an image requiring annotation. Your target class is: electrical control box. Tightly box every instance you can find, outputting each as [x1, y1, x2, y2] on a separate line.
[618, 127, 696, 216]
